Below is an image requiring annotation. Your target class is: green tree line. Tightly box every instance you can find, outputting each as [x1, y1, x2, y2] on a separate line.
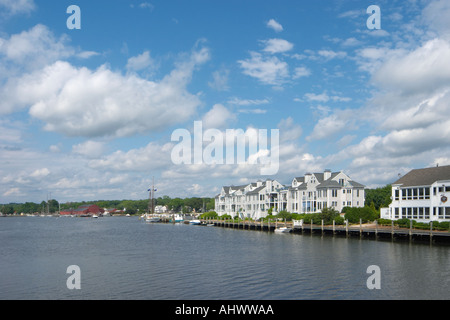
[1, 196, 215, 215]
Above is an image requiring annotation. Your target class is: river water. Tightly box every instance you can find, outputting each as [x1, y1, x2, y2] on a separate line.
[0, 216, 448, 300]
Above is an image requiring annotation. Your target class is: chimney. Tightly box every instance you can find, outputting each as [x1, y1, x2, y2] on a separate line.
[324, 169, 331, 180]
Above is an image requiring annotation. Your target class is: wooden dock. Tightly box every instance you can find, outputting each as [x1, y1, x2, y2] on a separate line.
[199, 218, 450, 244]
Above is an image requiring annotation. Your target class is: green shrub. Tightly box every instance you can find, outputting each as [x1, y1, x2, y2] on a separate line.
[377, 218, 392, 226]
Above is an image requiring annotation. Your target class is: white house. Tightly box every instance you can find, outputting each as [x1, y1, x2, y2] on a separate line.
[381, 165, 450, 222]
[286, 170, 365, 214]
[215, 170, 365, 220]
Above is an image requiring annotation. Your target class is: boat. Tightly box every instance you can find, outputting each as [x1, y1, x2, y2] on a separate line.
[172, 214, 184, 223]
[274, 227, 292, 233]
[145, 215, 160, 223]
[189, 219, 201, 225]
[92, 214, 99, 218]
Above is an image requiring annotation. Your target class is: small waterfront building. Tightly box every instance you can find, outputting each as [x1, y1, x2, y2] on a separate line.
[381, 165, 450, 222]
[215, 170, 365, 220]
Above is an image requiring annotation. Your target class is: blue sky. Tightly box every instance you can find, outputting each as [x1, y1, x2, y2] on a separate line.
[1, 0, 450, 203]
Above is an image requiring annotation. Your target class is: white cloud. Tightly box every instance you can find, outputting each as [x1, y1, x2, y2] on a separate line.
[307, 114, 348, 141]
[304, 91, 351, 103]
[89, 142, 173, 172]
[208, 68, 230, 91]
[237, 109, 267, 114]
[278, 117, 302, 142]
[267, 19, 283, 32]
[422, 0, 450, 37]
[292, 66, 311, 79]
[317, 50, 347, 60]
[372, 38, 450, 95]
[30, 168, 50, 178]
[72, 141, 105, 158]
[227, 98, 270, 106]
[0, 0, 35, 15]
[202, 104, 236, 129]
[126, 50, 156, 72]
[0, 24, 74, 71]
[261, 38, 294, 54]
[1, 47, 210, 137]
[238, 51, 289, 86]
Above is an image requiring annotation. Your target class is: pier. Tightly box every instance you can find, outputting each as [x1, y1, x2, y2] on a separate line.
[198, 218, 450, 244]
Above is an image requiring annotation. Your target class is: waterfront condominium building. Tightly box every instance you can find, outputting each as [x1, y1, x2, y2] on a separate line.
[381, 165, 450, 222]
[215, 169, 365, 220]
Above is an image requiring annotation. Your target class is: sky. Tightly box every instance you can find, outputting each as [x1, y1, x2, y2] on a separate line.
[1, 0, 450, 204]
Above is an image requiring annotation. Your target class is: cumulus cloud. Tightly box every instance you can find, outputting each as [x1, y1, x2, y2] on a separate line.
[0, 46, 210, 137]
[238, 51, 289, 86]
[126, 50, 156, 73]
[261, 38, 294, 54]
[202, 104, 236, 129]
[72, 141, 105, 158]
[267, 19, 283, 32]
[0, 24, 74, 72]
[372, 38, 450, 95]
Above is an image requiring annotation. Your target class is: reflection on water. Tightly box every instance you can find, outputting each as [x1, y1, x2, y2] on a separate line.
[0, 217, 448, 300]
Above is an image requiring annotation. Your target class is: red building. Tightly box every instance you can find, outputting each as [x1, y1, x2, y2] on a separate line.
[60, 204, 104, 216]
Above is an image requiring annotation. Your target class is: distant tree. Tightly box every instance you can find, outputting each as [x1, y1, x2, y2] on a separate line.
[2, 205, 14, 215]
[365, 185, 392, 210]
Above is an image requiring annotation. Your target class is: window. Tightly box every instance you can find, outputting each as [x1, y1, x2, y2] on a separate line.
[425, 188, 430, 199]
[395, 189, 399, 200]
[331, 189, 338, 197]
[407, 189, 412, 200]
[357, 190, 360, 197]
[418, 188, 424, 199]
[395, 208, 399, 219]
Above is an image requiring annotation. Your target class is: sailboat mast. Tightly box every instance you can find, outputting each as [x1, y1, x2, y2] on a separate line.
[148, 177, 155, 214]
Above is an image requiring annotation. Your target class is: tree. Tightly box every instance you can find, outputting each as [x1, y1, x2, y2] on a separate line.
[276, 210, 292, 221]
[365, 185, 392, 210]
[343, 206, 378, 224]
[2, 205, 14, 215]
[317, 207, 340, 225]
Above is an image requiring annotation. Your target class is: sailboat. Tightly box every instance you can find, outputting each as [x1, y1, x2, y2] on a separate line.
[145, 178, 160, 223]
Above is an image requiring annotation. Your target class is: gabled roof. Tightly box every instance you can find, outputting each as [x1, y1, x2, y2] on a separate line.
[316, 180, 342, 189]
[393, 165, 450, 187]
[247, 185, 266, 195]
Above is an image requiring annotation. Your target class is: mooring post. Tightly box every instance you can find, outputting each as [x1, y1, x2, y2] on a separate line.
[345, 219, 349, 237]
[391, 220, 394, 240]
[333, 219, 335, 234]
[375, 220, 378, 239]
[359, 218, 362, 238]
[321, 219, 324, 235]
[430, 221, 433, 243]
[409, 219, 413, 242]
